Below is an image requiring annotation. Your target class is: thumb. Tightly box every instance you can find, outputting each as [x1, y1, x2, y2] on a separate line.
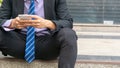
[30, 15, 43, 20]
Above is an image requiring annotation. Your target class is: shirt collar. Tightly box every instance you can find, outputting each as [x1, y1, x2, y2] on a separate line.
[24, 0, 40, 3]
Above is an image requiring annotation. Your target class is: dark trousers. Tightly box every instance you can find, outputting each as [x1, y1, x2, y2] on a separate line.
[0, 27, 77, 68]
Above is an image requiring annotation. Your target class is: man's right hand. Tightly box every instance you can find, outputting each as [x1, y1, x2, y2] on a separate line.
[9, 17, 28, 29]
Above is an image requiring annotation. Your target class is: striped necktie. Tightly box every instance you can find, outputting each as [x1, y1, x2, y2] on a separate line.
[25, 0, 35, 63]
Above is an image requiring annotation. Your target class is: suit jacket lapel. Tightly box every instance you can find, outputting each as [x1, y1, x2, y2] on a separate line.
[17, 0, 24, 14]
[13, 0, 24, 15]
[44, 0, 55, 19]
[44, 0, 49, 19]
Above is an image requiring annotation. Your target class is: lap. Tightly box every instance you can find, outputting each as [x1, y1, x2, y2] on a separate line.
[0, 28, 59, 59]
[0, 28, 26, 58]
[0, 27, 77, 59]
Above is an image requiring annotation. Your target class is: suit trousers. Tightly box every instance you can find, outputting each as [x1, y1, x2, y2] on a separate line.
[0, 27, 77, 68]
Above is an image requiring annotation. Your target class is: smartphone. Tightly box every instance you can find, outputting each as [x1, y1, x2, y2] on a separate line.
[18, 14, 31, 20]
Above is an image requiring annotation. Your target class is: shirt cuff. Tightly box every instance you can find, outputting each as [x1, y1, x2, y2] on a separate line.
[2, 19, 15, 31]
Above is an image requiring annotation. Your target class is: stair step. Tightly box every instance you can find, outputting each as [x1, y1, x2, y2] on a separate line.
[73, 23, 120, 32]
[0, 57, 120, 68]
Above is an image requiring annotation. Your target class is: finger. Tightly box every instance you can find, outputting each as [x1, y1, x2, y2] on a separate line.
[19, 20, 41, 23]
[16, 17, 20, 21]
[13, 21, 19, 28]
[30, 15, 40, 19]
[32, 25, 42, 28]
[31, 23, 46, 28]
[17, 26, 25, 29]
[16, 25, 27, 29]
[30, 15, 43, 20]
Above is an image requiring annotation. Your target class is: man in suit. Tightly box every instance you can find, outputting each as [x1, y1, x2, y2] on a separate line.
[0, 0, 77, 68]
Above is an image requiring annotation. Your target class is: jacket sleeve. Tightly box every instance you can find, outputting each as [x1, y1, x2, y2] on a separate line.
[51, 0, 73, 31]
[0, 0, 12, 26]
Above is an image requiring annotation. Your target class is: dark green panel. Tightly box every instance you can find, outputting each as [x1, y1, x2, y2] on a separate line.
[66, 0, 120, 24]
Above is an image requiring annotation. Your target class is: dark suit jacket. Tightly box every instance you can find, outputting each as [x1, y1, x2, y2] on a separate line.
[0, 0, 73, 31]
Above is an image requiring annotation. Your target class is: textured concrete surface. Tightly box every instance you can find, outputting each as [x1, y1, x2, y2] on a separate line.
[73, 23, 120, 32]
[76, 63, 120, 68]
[0, 58, 120, 68]
[0, 58, 58, 68]
[77, 38, 120, 56]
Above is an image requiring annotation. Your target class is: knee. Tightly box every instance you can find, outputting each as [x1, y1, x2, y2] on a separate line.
[56, 28, 77, 49]
[0, 28, 2, 43]
[57, 28, 77, 40]
[0, 27, 6, 44]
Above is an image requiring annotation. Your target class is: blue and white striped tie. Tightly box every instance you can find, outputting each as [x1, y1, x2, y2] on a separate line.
[25, 0, 35, 63]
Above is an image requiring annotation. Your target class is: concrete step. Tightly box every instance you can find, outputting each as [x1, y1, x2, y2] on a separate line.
[74, 24, 120, 56]
[76, 32, 120, 56]
[0, 57, 120, 68]
[73, 23, 120, 32]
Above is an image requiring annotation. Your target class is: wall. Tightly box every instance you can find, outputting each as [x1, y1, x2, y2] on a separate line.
[67, 0, 120, 24]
